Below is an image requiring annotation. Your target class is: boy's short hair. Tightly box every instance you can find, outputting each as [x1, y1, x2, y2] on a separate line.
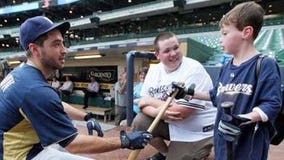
[154, 32, 177, 52]
[219, 1, 265, 39]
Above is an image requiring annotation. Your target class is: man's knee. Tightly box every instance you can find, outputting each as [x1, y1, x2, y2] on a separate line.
[191, 138, 213, 159]
[167, 138, 213, 160]
[192, 143, 213, 160]
[132, 113, 151, 131]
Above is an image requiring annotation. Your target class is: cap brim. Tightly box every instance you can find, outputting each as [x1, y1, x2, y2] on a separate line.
[38, 21, 70, 39]
[54, 22, 70, 35]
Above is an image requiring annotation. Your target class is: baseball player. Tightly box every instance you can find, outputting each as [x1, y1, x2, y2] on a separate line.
[0, 16, 152, 160]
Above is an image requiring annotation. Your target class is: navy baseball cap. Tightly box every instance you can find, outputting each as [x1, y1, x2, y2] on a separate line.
[20, 16, 70, 51]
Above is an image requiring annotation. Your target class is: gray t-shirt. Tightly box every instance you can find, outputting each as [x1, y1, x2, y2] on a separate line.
[114, 81, 127, 107]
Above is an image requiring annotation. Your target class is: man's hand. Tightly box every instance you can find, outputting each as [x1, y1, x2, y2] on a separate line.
[86, 118, 104, 137]
[120, 130, 153, 150]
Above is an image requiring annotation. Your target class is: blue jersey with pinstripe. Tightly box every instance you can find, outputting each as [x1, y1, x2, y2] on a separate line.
[0, 63, 77, 160]
[210, 54, 281, 160]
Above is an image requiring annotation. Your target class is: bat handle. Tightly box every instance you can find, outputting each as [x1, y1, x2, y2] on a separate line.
[128, 149, 142, 160]
[221, 101, 233, 115]
[220, 101, 234, 160]
[127, 89, 179, 160]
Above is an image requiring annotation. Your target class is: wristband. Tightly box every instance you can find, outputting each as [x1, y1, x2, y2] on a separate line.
[120, 130, 129, 148]
[84, 112, 95, 121]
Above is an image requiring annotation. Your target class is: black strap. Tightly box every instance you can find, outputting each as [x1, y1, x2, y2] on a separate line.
[256, 55, 266, 79]
[255, 54, 282, 143]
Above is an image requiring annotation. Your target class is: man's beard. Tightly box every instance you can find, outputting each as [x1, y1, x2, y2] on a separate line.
[40, 50, 64, 71]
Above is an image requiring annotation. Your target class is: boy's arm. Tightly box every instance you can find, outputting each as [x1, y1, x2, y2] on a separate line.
[138, 96, 191, 119]
[138, 96, 164, 108]
[172, 83, 211, 101]
[239, 108, 266, 122]
[184, 91, 211, 101]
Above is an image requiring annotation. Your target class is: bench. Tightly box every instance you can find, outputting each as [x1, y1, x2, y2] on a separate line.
[62, 91, 113, 108]
[62, 90, 114, 122]
[85, 107, 113, 122]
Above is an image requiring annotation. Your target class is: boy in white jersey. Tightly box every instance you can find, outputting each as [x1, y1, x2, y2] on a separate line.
[132, 32, 217, 160]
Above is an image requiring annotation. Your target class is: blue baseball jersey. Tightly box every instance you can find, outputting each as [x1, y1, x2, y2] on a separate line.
[210, 54, 281, 160]
[0, 63, 78, 160]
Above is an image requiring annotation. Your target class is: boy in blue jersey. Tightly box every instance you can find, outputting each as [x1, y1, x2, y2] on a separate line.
[174, 2, 281, 160]
[0, 16, 152, 160]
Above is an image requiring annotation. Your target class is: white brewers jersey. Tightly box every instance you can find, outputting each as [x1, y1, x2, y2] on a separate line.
[141, 57, 217, 142]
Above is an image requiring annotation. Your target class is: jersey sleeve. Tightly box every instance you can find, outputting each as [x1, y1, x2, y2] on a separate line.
[22, 86, 78, 147]
[256, 58, 281, 121]
[209, 64, 226, 107]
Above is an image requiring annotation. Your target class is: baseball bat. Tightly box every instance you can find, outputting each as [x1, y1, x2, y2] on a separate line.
[221, 101, 234, 160]
[127, 89, 179, 160]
